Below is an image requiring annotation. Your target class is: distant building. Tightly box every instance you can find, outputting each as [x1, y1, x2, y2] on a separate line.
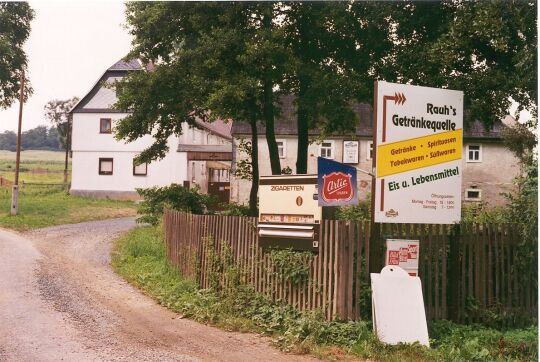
[231, 97, 519, 207]
[70, 59, 232, 201]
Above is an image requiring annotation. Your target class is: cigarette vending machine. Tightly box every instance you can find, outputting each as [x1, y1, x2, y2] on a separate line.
[258, 175, 321, 252]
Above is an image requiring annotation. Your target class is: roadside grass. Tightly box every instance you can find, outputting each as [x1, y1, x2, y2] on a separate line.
[112, 225, 538, 362]
[0, 150, 136, 231]
[0, 186, 136, 231]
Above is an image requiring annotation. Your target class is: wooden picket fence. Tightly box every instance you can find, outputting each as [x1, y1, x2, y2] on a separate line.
[164, 210, 537, 323]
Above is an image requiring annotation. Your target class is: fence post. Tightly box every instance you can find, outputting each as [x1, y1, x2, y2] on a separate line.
[369, 222, 383, 275]
[447, 223, 460, 321]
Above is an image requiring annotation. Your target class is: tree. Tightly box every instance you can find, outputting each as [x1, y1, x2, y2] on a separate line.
[116, 2, 536, 211]
[117, 3, 291, 213]
[502, 121, 537, 280]
[385, 1, 537, 127]
[280, 3, 396, 173]
[43, 97, 79, 184]
[0, 2, 34, 109]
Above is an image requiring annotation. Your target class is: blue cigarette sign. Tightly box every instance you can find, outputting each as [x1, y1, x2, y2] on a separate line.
[317, 157, 358, 206]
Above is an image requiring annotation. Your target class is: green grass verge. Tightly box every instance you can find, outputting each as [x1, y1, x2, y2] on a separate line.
[112, 226, 538, 361]
[0, 187, 136, 231]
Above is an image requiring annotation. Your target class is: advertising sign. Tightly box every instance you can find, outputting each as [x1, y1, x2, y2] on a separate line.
[385, 239, 420, 276]
[317, 157, 358, 207]
[343, 141, 359, 164]
[374, 81, 463, 224]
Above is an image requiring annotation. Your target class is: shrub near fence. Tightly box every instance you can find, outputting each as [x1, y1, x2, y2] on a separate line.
[164, 209, 537, 325]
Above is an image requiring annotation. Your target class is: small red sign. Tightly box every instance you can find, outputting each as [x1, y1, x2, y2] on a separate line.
[399, 247, 408, 262]
[321, 172, 353, 202]
[408, 244, 418, 259]
[388, 250, 400, 265]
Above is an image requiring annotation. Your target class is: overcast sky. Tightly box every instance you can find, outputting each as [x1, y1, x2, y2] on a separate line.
[0, 1, 132, 132]
[0, 2, 532, 133]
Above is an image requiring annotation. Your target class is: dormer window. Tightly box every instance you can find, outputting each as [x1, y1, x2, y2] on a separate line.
[100, 118, 112, 134]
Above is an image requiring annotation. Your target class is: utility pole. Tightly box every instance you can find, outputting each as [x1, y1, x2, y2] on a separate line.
[63, 114, 71, 187]
[11, 70, 25, 216]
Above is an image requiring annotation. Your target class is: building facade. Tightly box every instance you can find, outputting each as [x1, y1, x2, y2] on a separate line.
[231, 100, 519, 207]
[70, 59, 232, 200]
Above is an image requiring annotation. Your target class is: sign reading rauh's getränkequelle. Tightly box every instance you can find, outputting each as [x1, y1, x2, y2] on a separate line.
[374, 81, 463, 224]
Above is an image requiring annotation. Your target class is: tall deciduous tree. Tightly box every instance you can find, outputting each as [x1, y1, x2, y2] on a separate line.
[385, 1, 537, 126]
[44, 97, 79, 184]
[0, 2, 33, 109]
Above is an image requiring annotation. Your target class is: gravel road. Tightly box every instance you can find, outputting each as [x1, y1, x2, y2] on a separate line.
[0, 218, 317, 362]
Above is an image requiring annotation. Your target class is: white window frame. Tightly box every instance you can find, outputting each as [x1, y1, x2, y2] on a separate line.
[465, 188, 482, 201]
[319, 140, 335, 159]
[466, 144, 482, 163]
[276, 139, 287, 159]
[366, 141, 373, 161]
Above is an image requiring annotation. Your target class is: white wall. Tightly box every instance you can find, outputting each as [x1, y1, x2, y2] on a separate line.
[231, 135, 373, 205]
[71, 112, 186, 193]
[72, 112, 161, 152]
[71, 150, 186, 192]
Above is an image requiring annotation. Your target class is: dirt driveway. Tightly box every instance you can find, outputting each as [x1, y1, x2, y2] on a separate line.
[0, 218, 317, 362]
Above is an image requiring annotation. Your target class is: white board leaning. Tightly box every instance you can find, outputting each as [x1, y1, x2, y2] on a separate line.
[371, 265, 429, 347]
[374, 81, 463, 224]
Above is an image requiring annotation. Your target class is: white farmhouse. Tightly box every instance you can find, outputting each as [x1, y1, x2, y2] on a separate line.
[70, 59, 232, 201]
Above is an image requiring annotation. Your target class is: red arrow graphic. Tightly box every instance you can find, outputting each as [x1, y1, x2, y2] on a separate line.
[379, 92, 406, 211]
[382, 92, 406, 143]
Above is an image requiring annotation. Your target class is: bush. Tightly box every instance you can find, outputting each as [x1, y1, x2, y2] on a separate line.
[136, 184, 216, 225]
[336, 195, 371, 221]
[220, 202, 251, 216]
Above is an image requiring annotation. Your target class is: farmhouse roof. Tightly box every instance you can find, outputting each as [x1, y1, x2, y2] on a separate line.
[194, 118, 232, 140]
[231, 96, 506, 140]
[70, 57, 142, 114]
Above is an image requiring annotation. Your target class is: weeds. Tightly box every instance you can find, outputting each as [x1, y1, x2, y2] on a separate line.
[112, 225, 538, 361]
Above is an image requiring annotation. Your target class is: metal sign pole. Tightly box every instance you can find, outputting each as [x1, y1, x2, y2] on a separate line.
[11, 70, 25, 216]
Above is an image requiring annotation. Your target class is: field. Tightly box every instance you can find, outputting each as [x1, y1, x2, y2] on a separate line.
[0, 150, 136, 230]
[0, 150, 70, 183]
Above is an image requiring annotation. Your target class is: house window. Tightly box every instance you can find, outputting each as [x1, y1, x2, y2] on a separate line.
[467, 144, 482, 162]
[276, 139, 286, 158]
[319, 140, 334, 159]
[367, 141, 373, 160]
[100, 118, 112, 134]
[98, 158, 113, 175]
[133, 160, 147, 176]
[465, 188, 482, 201]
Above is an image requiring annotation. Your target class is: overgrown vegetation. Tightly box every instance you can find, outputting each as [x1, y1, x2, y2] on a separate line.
[136, 184, 216, 225]
[268, 249, 311, 285]
[113, 225, 538, 361]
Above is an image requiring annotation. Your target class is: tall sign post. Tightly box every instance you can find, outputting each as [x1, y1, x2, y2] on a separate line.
[373, 81, 463, 224]
[11, 70, 25, 216]
[371, 80, 464, 321]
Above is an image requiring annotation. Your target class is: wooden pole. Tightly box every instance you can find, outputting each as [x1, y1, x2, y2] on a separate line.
[369, 80, 382, 275]
[11, 69, 25, 215]
[63, 114, 71, 188]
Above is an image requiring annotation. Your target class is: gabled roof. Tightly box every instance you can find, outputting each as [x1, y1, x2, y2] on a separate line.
[70, 58, 142, 114]
[231, 96, 506, 140]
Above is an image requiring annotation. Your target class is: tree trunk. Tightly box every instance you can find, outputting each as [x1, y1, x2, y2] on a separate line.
[262, 4, 281, 175]
[249, 113, 259, 216]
